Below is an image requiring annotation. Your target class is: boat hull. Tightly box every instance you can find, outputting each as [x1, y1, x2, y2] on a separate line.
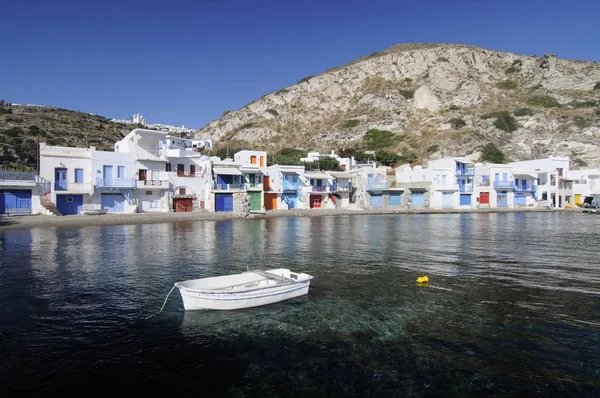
[175, 269, 312, 310]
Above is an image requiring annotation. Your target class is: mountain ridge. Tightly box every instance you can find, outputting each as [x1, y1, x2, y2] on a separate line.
[197, 43, 600, 167]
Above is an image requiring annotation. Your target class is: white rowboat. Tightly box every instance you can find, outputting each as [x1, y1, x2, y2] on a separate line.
[174, 268, 313, 310]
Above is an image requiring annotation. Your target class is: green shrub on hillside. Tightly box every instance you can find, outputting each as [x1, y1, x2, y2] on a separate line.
[493, 113, 519, 132]
[437, 57, 450, 62]
[303, 156, 342, 171]
[362, 129, 401, 150]
[399, 89, 414, 99]
[505, 66, 519, 74]
[448, 118, 466, 129]
[341, 119, 360, 128]
[427, 144, 439, 154]
[495, 80, 518, 90]
[513, 107, 534, 116]
[527, 95, 560, 108]
[481, 111, 509, 119]
[481, 142, 507, 163]
[569, 100, 600, 108]
[593, 82, 600, 90]
[265, 109, 279, 116]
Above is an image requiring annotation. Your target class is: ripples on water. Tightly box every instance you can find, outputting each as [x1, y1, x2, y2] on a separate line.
[1, 213, 599, 396]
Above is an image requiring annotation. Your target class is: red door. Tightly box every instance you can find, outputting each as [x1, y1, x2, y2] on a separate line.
[480, 192, 490, 205]
[310, 195, 321, 208]
[263, 176, 271, 191]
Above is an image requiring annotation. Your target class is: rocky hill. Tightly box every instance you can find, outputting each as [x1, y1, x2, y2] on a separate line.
[198, 43, 600, 167]
[0, 103, 132, 169]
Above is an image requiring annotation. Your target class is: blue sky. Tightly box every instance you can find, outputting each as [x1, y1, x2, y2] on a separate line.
[1, 0, 599, 128]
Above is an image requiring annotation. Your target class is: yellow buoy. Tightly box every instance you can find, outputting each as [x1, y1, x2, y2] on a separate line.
[416, 275, 429, 284]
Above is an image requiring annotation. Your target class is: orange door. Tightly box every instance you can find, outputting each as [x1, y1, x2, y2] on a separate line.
[264, 193, 277, 210]
[264, 176, 270, 191]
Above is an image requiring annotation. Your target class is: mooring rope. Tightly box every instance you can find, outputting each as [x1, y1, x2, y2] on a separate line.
[145, 285, 176, 319]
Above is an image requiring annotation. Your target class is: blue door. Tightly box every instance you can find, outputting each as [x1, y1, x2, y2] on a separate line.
[370, 194, 383, 208]
[215, 193, 234, 212]
[55, 168, 67, 191]
[460, 194, 472, 206]
[412, 191, 425, 208]
[389, 192, 402, 206]
[103, 165, 113, 186]
[497, 192, 508, 207]
[56, 195, 83, 215]
[0, 190, 32, 214]
[514, 195, 526, 205]
[101, 193, 125, 213]
[283, 193, 297, 209]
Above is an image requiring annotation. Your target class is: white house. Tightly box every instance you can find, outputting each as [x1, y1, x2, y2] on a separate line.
[265, 164, 305, 210]
[39, 143, 94, 215]
[508, 156, 571, 208]
[570, 168, 600, 206]
[395, 164, 433, 208]
[90, 150, 138, 213]
[115, 128, 170, 212]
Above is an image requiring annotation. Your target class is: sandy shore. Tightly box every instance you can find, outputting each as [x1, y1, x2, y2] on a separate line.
[0, 207, 569, 231]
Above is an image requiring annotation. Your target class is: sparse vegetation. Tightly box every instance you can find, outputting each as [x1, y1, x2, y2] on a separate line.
[426, 144, 439, 154]
[221, 110, 231, 117]
[341, 119, 360, 128]
[593, 82, 600, 90]
[481, 142, 507, 163]
[374, 150, 400, 166]
[362, 129, 401, 150]
[527, 95, 560, 108]
[513, 107, 534, 116]
[399, 89, 414, 99]
[240, 122, 257, 130]
[505, 66, 519, 74]
[0, 99, 12, 115]
[448, 118, 466, 129]
[492, 113, 519, 132]
[265, 109, 279, 116]
[275, 88, 290, 95]
[569, 100, 600, 108]
[573, 116, 592, 129]
[495, 80, 518, 90]
[437, 57, 450, 63]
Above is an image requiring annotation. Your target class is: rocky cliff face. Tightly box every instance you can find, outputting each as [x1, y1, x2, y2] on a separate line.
[197, 43, 600, 167]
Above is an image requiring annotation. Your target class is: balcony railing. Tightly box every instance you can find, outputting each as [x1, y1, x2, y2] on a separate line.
[176, 171, 198, 177]
[95, 178, 136, 188]
[309, 186, 329, 192]
[456, 168, 475, 176]
[0, 171, 36, 182]
[213, 183, 246, 191]
[54, 182, 92, 192]
[514, 184, 536, 192]
[493, 181, 516, 188]
[246, 183, 263, 191]
[136, 179, 169, 189]
[332, 185, 351, 192]
[366, 183, 389, 191]
[458, 185, 473, 193]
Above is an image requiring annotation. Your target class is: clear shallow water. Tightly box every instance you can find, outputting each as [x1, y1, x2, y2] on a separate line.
[1, 213, 599, 397]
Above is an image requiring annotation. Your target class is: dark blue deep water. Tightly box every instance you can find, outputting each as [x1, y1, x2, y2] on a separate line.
[1, 213, 600, 397]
